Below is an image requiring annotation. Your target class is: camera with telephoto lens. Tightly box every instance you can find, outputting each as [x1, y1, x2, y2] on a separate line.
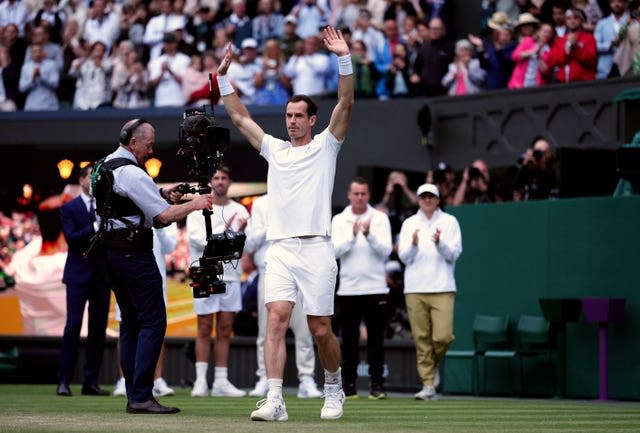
[176, 107, 246, 298]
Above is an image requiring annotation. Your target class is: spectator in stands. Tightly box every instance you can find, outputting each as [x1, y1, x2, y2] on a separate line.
[0, 43, 19, 111]
[332, 0, 362, 29]
[398, 182, 462, 401]
[331, 177, 393, 400]
[111, 45, 150, 108]
[70, 41, 113, 110]
[148, 31, 190, 107]
[252, 0, 285, 50]
[468, 11, 516, 90]
[549, 0, 569, 36]
[426, 161, 457, 207]
[594, 0, 629, 78]
[442, 38, 487, 95]
[508, 12, 543, 88]
[212, 27, 232, 61]
[382, 0, 423, 33]
[512, 136, 560, 200]
[19, 43, 60, 111]
[26, 25, 64, 72]
[117, 1, 148, 60]
[572, 0, 603, 32]
[185, 50, 220, 106]
[61, 0, 89, 32]
[284, 34, 329, 96]
[226, 37, 262, 105]
[280, 14, 302, 60]
[452, 159, 501, 205]
[219, 0, 253, 50]
[534, 21, 556, 84]
[254, 38, 291, 105]
[350, 39, 379, 97]
[290, 0, 329, 39]
[33, 0, 67, 44]
[421, 0, 455, 33]
[545, 7, 597, 82]
[613, 0, 640, 76]
[186, 5, 215, 53]
[58, 18, 85, 107]
[0, 0, 30, 38]
[182, 52, 207, 103]
[375, 170, 418, 242]
[144, 0, 187, 60]
[410, 17, 453, 96]
[352, 8, 387, 65]
[83, 0, 120, 53]
[399, 14, 419, 47]
[3, 23, 27, 68]
[384, 41, 415, 97]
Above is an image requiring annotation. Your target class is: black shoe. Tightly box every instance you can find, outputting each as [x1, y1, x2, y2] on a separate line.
[126, 398, 180, 414]
[81, 384, 110, 396]
[369, 383, 387, 400]
[56, 383, 72, 396]
[343, 382, 358, 400]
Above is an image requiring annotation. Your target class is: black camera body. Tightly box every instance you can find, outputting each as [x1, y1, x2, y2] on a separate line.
[176, 108, 246, 298]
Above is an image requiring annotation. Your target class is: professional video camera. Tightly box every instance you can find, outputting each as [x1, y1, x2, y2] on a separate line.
[175, 79, 246, 298]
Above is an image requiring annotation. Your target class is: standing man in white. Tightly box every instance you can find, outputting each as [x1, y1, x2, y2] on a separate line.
[244, 193, 323, 399]
[216, 25, 354, 421]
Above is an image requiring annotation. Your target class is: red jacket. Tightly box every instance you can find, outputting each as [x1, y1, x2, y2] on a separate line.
[546, 30, 597, 82]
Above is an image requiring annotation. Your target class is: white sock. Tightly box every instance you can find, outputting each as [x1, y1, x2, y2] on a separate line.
[324, 367, 342, 386]
[267, 378, 283, 397]
[214, 366, 228, 382]
[195, 362, 208, 382]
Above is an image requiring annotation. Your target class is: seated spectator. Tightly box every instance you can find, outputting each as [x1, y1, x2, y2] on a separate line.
[442, 38, 487, 96]
[290, 0, 329, 39]
[70, 41, 113, 110]
[252, 0, 285, 51]
[226, 37, 262, 105]
[410, 17, 454, 96]
[0, 43, 19, 111]
[148, 31, 190, 107]
[613, 0, 640, 76]
[82, 0, 120, 54]
[512, 136, 560, 200]
[19, 43, 60, 111]
[0, 0, 30, 38]
[468, 11, 516, 90]
[254, 38, 291, 106]
[594, 0, 629, 79]
[508, 12, 543, 88]
[452, 159, 502, 205]
[284, 34, 329, 96]
[545, 8, 597, 82]
[111, 46, 149, 108]
[351, 39, 380, 98]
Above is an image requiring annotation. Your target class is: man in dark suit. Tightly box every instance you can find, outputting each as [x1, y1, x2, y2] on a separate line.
[56, 165, 111, 397]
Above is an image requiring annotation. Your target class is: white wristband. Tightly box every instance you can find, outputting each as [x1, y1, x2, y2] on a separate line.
[338, 54, 353, 76]
[217, 75, 234, 96]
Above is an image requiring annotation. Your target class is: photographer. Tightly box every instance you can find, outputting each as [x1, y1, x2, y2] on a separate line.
[513, 136, 560, 201]
[375, 170, 418, 239]
[98, 119, 213, 414]
[452, 159, 500, 205]
[186, 165, 249, 398]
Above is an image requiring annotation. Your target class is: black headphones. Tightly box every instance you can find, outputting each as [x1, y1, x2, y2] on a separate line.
[119, 119, 148, 145]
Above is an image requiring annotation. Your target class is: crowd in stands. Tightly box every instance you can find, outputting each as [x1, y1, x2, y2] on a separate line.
[1, 0, 638, 111]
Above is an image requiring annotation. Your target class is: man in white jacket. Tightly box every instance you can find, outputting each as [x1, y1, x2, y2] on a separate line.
[398, 183, 462, 401]
[331, 177, 392, 400]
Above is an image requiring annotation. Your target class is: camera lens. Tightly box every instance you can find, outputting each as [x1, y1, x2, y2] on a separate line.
[533, 149, 543, 160]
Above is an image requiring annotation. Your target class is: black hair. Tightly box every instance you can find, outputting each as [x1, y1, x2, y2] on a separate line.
[286, 95, 318, 116]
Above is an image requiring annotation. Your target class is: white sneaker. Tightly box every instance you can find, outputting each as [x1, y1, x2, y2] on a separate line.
[211, 379, 246, 397]
[297, 376, 323, 398]
[320, 384, 345, 420]
[433, 365, 441, 389]
[414, 385, 437, 400]
[153, 377, 175, 397]
[190, 378, 209, 397]
[249, 377, 268, 398]
[250, 392, 288, 421]
[112, 377, 126, 397]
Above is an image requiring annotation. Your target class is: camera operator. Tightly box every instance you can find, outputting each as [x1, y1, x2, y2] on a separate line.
[512, 136, 560, 201]
[98, 119, 213, 415]
[375, 170, 418, 240]
[186, 165, 249, 398]
[452, 159, 500, 205]
[426, 161, 457, 207]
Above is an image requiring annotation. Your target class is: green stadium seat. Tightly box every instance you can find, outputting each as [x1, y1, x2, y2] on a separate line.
[515, 314, 555, 397]
[473, 314, 517, 395]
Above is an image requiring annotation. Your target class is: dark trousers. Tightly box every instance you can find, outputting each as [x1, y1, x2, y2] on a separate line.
[105, 249, 165, 403]
[57, 278, 110, 385]
[337, 294, 389, 387]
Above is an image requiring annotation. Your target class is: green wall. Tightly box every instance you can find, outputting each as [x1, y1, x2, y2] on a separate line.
[446, 196, 640, 399]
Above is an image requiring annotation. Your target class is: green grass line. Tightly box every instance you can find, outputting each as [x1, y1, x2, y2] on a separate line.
[0, 385, 639, 433]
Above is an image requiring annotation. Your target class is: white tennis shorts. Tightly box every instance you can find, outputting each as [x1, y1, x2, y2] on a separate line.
[263, 237, 337, 316]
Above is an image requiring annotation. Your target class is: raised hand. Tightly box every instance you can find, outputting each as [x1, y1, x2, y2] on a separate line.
[322, 26, 349, 57]
[217, 43, 234, 76]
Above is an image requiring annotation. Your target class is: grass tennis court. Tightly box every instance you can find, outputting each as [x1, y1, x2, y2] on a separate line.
[1, 385, 639, 433]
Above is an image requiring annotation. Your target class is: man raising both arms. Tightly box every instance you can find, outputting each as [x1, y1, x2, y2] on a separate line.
[216, 26, 354, 421]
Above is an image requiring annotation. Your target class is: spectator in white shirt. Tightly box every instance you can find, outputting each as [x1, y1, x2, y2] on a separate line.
[82, 0, 120, 53]
[70, 41, 113, 110]
[0, 0, 30, 38]
[148, 31, 190, 107]
[226, 37, 263, 105]
[284, 34, 329, 96]
[143, 0, 187, 60]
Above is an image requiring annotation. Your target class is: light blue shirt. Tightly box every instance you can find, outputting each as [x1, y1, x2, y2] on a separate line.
[594, 13, 629, 79]
[19, 58, 59, 111]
